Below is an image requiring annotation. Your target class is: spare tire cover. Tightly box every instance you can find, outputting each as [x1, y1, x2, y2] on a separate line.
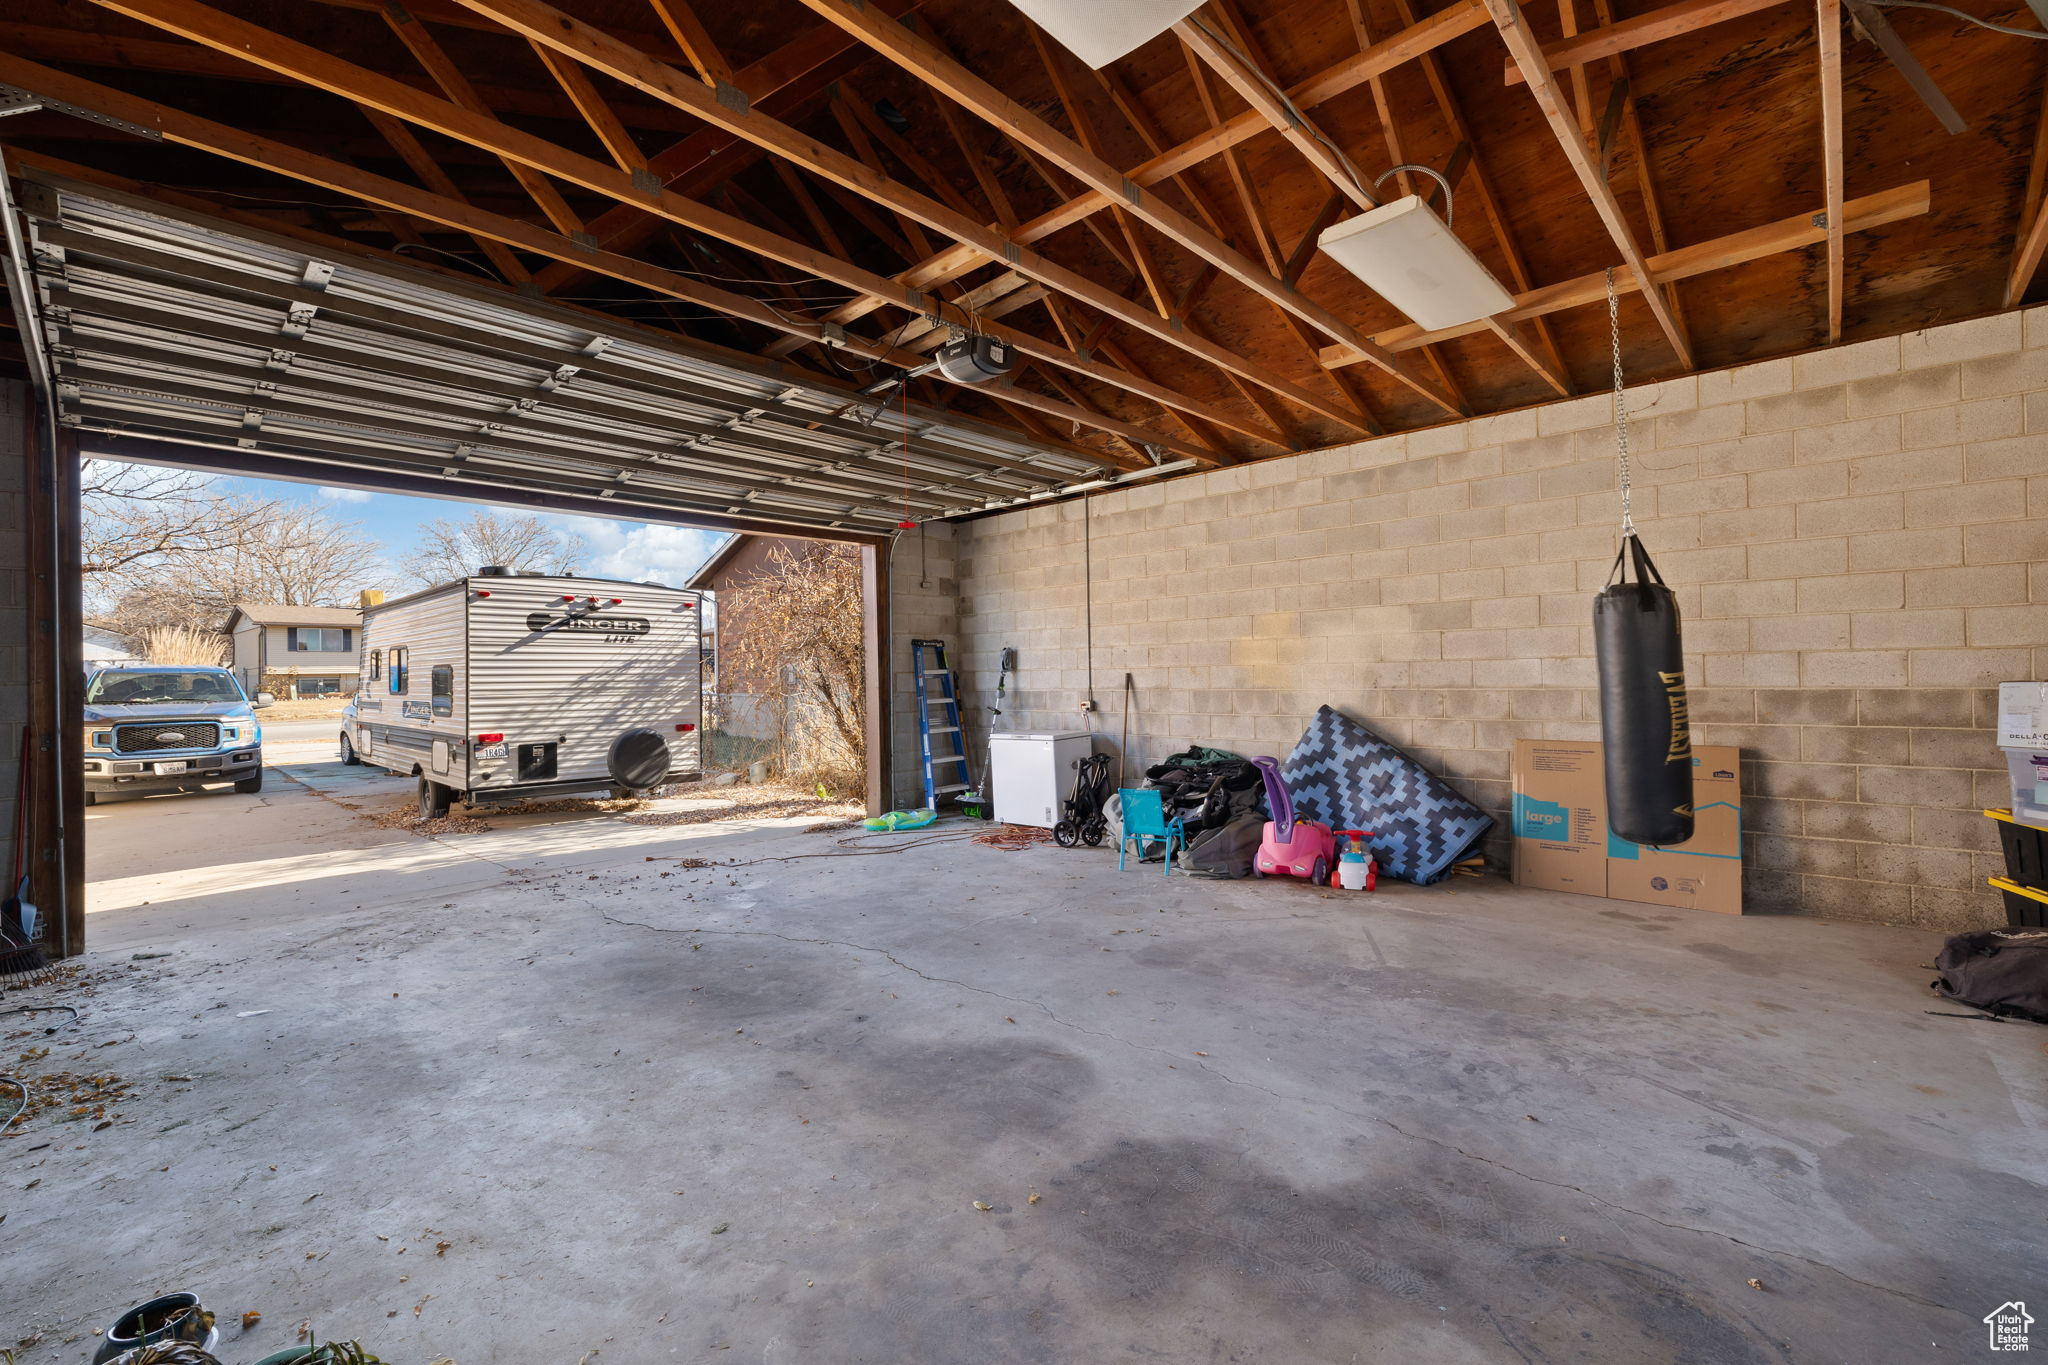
[608, 729, 671, 789]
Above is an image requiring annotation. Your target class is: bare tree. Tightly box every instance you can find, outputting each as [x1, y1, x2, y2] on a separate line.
[198, 500, 384, 606]
[81, 462, 261, 579]
[90, 489, 383, 645]
[400, 510, 588, 586]
[717, 544, 865, 795]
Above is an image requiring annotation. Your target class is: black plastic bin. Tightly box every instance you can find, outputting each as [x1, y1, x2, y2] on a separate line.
[1991, 876, 2048, 928]
[1991, 808, 2048, 889]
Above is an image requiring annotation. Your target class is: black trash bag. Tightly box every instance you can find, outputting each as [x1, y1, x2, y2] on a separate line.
[1177, 812, 1267, 879]
[1594, 533, 1694, 847]
[1932, 930, 2048, 1023]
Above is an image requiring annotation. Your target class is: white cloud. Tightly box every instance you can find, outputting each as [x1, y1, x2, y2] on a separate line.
[548, 514, 725, 586]
[319, 486, 374, 503]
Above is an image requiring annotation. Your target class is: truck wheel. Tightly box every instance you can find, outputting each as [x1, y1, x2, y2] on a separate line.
[340, 732, 360, 765]
[84, 791, 98, 807]
[235, 771, 264, 794]
[417, 776, 451, 819]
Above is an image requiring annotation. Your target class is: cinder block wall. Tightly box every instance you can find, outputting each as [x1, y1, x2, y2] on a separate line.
[921, 309, 2048, 930]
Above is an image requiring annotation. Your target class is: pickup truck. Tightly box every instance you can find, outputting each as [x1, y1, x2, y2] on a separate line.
[81, 664, 273, 806]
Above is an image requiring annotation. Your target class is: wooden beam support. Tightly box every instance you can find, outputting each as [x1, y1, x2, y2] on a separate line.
[797, 0, 1486, 340]
[2006, 54, 2048, 307]
[0, 20, 702, 133]
[0, 51, 1216, 468]
[531, 39, 648, 174]
[73, 0, 1265, 449]
[532, 0, 927, 293]
[771, 161, 854, 262]
[828, 95, 938, 260]
[358, 105, 533, 284]
[1183, 9, 1527, 407]
[1321, 181, 1932, 365]
[1174, 17, 1373, 214]
[1504, 0, 1796, 84]
[1818, 0, 1845, 341]
[425, 0, 1321, 436]
[380, 1, 586, 234]
[1588, 0, 1690, 360]
[1029, 28, 1176, 318]
[1486, 0, 1692, 368]
[646, 0, 734, 87]
[783, 0, 1454, 420]
[1841, 0, 1966, 134]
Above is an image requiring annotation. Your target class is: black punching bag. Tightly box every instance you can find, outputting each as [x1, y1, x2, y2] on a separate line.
[1594, 534, 1694, 847]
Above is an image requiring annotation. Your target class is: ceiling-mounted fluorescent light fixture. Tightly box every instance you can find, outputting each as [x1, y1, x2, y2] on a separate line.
[1007, 0, 1207, 68]
[1318, 194, 1515, 331]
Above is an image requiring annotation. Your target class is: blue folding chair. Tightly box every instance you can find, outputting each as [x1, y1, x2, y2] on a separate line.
[1118, 788, 1186, 876]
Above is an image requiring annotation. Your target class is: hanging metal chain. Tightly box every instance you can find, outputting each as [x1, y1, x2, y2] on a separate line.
[1606, 267, 1636, 537]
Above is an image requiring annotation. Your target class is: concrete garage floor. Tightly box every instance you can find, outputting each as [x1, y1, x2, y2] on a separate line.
[8, 746, 2044, 1363]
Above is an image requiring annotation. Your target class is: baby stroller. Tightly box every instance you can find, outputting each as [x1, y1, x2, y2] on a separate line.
[1053, 752, 1113, 847]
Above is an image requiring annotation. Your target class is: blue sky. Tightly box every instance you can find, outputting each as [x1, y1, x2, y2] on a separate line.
[209, 473, 730, 590]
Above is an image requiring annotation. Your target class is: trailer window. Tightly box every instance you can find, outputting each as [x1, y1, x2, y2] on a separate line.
[367, 649, 382, 682]
[388, 647, 408, 695]
[431, 665, 453, 717]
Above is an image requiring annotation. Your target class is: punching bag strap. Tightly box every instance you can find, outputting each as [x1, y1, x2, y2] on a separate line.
[1605, 532, 1670, 593]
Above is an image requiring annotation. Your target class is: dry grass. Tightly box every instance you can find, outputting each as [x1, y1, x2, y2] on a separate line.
[137, 624, 228, 666]
[259, 696, 352, 720]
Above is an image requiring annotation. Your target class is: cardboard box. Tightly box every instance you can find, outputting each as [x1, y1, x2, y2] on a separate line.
[1997, 682, 2048, 750]
[1510, 741, 1610, 897]
[1512, 739, 1744, 914]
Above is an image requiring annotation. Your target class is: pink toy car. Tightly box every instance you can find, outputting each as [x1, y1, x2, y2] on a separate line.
[1251, 756, 1336, 886]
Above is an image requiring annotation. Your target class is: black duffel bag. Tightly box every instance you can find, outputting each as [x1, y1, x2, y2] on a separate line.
[1932, 930, 2048, 1023]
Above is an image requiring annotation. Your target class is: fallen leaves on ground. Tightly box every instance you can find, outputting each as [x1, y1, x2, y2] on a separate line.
[3, 1070, 131, 1131]
[240, 1310, 261, 1330]
[370, 805, 493, 836]
[621, 788, 861, 828]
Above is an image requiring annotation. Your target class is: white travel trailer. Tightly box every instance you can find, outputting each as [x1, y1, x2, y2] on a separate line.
[343, 568, 704, 816]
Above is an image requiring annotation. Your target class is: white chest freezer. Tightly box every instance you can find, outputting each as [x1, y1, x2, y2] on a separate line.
[988, 731, 1094, 828]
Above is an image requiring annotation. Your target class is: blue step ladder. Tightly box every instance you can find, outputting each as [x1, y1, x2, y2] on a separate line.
[909, 638, 973, 809]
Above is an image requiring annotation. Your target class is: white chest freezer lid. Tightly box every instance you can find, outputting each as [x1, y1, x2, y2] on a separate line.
[990, 731, 1092, 742]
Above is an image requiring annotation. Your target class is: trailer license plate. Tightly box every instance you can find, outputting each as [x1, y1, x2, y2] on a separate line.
[156, 761, 188, 774]
[475, 742, 509, 759]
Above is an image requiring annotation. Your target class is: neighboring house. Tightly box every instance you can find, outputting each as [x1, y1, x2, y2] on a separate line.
[81, 626, 143, 672]
[686, 534, 856, 746]
[223, 603, 362, 698]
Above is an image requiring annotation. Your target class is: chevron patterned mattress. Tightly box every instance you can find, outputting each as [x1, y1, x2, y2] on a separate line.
[1279, 706, 1494, 885]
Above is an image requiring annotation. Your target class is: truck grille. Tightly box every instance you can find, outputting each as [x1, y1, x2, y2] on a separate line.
[114, 722, 220, 754]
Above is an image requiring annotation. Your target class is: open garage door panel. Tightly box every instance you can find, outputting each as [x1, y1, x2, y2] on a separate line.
[14, 173, 1119, 538]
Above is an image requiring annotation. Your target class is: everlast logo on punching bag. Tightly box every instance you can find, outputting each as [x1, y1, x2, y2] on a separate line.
[1660, 670, 1691, 762]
